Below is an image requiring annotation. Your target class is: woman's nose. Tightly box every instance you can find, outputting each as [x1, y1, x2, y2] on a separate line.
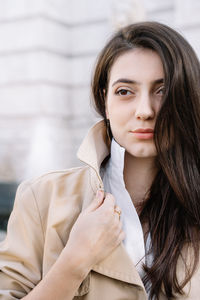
[135, 93, 155, 120]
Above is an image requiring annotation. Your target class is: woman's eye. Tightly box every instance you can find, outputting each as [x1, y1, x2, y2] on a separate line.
[116, 89, 132, 96]
[156, 87, 165, 95]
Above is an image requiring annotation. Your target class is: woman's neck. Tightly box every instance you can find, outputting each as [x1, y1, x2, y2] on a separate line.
[124, 151, 158, 214]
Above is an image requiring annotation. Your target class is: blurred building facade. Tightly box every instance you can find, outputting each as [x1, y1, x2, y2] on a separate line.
[0, 0, 200, 183]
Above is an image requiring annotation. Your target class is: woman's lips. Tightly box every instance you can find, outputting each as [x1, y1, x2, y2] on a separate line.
[130, 128, 154, 140]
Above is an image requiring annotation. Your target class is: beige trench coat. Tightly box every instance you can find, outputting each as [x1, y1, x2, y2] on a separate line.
[0, 120, 200, 300]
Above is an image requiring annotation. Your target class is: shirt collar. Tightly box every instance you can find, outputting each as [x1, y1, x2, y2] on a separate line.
[109, 138, 125, 178]
[103, 138, 147, 276]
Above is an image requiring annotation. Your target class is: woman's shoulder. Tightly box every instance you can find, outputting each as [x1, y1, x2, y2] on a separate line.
[8, 165, 95, 243]
[14, 165, 93, 216]
[29, 165, 91, 185]
[19, 165, 91, 194]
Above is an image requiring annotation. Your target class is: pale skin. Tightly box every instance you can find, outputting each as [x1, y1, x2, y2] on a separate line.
[23, 48, 164, 299]
[106, 48, 164, 211]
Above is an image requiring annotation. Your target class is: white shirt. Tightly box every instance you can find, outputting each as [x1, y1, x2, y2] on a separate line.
[101, 138, 153, 279]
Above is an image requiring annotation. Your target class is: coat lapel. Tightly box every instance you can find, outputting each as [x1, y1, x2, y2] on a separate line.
[77, 120, 147, 295]
[92, 243, 145, 289]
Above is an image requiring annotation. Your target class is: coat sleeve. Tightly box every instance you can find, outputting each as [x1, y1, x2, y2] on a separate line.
[0, 182, 44, 299]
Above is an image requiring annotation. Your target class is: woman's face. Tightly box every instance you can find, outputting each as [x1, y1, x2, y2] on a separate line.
[106, 48, 164, 158]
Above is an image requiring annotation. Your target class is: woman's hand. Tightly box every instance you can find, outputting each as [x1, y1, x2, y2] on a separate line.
[63, 190, 125, 278]
[23, 192, 124, 300]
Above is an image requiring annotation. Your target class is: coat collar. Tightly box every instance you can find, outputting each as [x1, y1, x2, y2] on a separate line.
[77, 120, 110, 185]
[76, 120, 147, 296]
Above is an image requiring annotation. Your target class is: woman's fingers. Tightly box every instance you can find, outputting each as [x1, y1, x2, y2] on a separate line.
[66, 191, 124, 269]
[118, 230, 126, 243]
[100, 192, 115, 211]
[85, 192, 121, 217]
[85, 190, 105, 212]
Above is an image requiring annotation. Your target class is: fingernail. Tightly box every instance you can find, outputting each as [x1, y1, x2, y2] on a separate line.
[96, 190, 103, 198]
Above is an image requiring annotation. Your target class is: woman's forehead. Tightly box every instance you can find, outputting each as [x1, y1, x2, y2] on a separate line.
[109, 48, 164, 85]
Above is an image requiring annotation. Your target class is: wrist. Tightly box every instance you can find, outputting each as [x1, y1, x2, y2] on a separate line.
[59, 245, 92, 280]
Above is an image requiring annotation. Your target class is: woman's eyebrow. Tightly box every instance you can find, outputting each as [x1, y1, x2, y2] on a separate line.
[153, 78, 164, 84]
[112, 78, 164, 87]
[112, 78, 138, 87]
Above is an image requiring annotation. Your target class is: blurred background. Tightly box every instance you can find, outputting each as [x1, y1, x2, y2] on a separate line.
[1, 0, 200, 240]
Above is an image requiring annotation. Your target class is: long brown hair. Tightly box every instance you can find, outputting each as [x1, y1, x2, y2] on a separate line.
[91, 22, 200, 299]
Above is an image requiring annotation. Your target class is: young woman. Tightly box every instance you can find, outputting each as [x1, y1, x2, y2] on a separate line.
[1, 21, 200, 300]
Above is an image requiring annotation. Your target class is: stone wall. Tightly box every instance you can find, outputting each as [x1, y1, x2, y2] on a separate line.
[0, 0, 200, 182]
